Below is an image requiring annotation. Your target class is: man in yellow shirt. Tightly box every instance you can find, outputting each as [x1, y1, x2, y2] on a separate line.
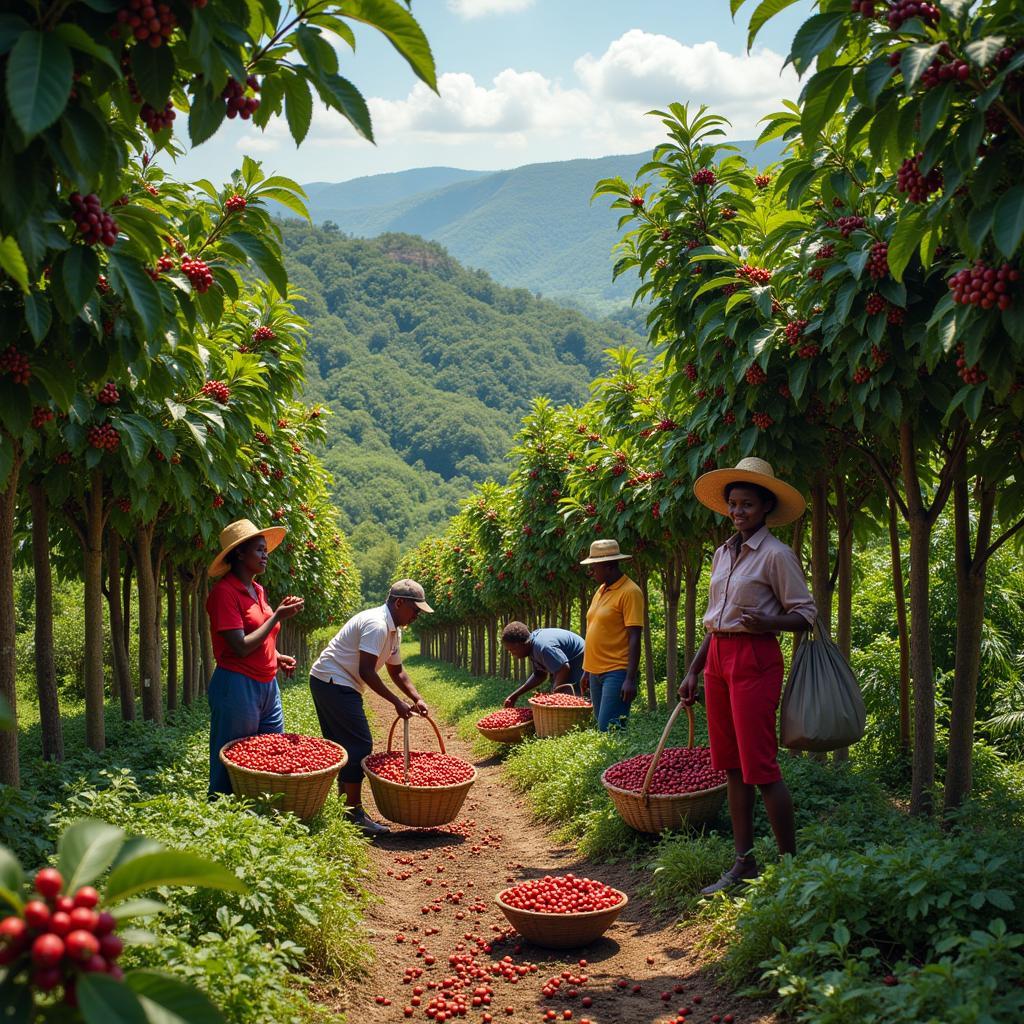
[580, 539, 644, 731]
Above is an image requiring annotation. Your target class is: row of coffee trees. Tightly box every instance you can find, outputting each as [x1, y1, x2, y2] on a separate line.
[0, 0, 438, 803]
[401, 0, 1023, 818]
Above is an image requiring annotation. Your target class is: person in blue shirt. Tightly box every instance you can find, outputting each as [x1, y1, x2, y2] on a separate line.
[500, 621, 586, 707]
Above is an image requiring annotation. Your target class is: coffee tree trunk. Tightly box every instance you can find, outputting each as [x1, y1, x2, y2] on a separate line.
[0, 445, 21, 787]
[200, 574, 214, 688]
[810, 472, 832, 635]
[180, 570, 193, 706]
[82, 471, 106, 753]
[166, 566, 178, 713]
[833, 476, 854, 762]
[683, 547, 701, 672]
[134, 521, 162, 723]
[29, 481, 63, 762]
[661, 550, 682, 703]
[887, 496, 911, 758]
[637, 567, 656, 708]
[121, 557, 132, 661]
[106, 532, 135, 721]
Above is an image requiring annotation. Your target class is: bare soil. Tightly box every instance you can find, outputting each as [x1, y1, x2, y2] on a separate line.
[316, 696, 779, 1024]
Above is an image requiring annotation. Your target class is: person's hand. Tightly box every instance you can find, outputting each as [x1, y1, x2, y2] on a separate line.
[413, 699, 429, 717]
[275, 595, 304, 621]
[392, 699, 413, 720]
[277, 653, 297, 677]
[621, 676, 637, 704]
[738, 608, 773, 632]
[679, 671, 699, 706]
[503, 693, 518, 708]
[580, 672, 590, 696]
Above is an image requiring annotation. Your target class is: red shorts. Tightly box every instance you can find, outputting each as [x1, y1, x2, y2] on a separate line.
[704, 633, 784, 785]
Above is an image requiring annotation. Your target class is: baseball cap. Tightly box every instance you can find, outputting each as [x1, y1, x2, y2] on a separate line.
[388, 579, 434, 613]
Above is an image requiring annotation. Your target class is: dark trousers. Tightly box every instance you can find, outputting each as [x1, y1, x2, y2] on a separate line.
[309, 675, 373, 783]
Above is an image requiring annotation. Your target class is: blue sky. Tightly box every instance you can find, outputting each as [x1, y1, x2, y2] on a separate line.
[173, 0, 814, 186]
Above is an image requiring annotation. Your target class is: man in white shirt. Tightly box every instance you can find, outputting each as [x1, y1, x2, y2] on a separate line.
[309, 579, 432, 835]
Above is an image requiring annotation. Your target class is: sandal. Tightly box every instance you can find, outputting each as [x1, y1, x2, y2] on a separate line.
[700, 857, 759, 896]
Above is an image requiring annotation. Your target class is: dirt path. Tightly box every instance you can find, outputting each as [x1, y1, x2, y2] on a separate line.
[321, 697, 778, 1024]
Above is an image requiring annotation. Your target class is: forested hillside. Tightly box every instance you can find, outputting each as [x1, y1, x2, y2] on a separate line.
[281, 221, 641, 595]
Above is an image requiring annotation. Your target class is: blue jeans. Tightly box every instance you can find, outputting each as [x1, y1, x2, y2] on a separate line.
[208, 667, 284, 797]
[589, 669, 632, 732]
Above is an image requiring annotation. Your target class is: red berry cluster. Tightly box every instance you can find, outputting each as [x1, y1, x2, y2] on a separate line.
[784, 319, 809, 346]
[691, 169, 716, 187]
[656, 418, 677, 431]
[364, 751, 475, 787]
[201, 379, 230, 404]
[808, 266, 825, 282]
[254, 430, 271, 445]
[70, 194, 118, 247]
[866, 293, 886, 315]
[0, 346, 31, 385]
[745, 364, 768, 386]
[253, 325, 277, 343]
[181, 256, 214, 293]
[778, 383, 792, 399]
[837, 215, 866, 238]
[851, 0, 879, 17]
[797, 343, 820, 360]
[628, 194, 644, 208]
[224, 733, 344, 774]
[921, 58, 969, 89]
[868, 242, 889, 280]
[737, 264, 772, 285]
[114, 0, 176, 47]
[55, 452, 72, 466]
[754, 174, 772, 189]
[212, 495, 224, 509]
[31, 407, 54, 429]
[140, 100, 175, 133]
[816, 244, 835, 260]
[222, 77, 261, 119]
[88, 424, 120, 451]
[955, 344, 987, 384]
[97, 382, 119, 405]
[752, 412, 774, 430]
[605, 746, 725, 795]
[686, 431, 700, 449]
[724, 410, 736, 424]
[500, 875, 623, 915]
[871, 345, 891, 367]
[897, 154, 942, 202]
[0, 869, 124, 1001]
[477, 708, 533, 730]
[271, 507, 285, 521]
[948, 261, 1018, 311]
[886, 0, 940, 28]
[683, 362, 698, 381]
[225, 194, 247, 213]
[529, 693, 591, 708]
[720, 207, 736, 220]
[853, 366, 873, 384]
[887, 305, 905, 326]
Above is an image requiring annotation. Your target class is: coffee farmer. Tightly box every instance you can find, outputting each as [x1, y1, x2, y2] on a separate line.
[579, 539, 644, 731]
[205, 519, 304, 798]
[500, 622, 586, 706]
[308, 579, 433, 836]
[681, 458, 815, 895]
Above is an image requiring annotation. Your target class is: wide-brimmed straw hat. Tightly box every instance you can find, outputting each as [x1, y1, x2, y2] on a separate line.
[694, 457, 806, 526]
[208, 519, 286, 578]
[579, 539, 632, 565]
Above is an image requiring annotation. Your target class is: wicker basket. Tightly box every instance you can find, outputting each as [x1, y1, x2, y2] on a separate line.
[476, 716, 536, 745]
[528, 691, 593, 738]
[219, 737, 348, 822]
[601, 702, 727, 834]
[361, 714, 477, 828]
[495, 889, 627, 949]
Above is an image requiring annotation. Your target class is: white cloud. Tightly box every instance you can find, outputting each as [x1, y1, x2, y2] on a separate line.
[447, 0, 535, 18]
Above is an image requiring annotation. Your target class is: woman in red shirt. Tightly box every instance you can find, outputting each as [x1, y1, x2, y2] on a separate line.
[206, 519, 304, 797]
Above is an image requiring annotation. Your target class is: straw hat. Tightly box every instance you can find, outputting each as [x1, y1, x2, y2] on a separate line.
[208, 519, 286, 578]
[579, 539, 632, 565]
[693, 457, 806, 526]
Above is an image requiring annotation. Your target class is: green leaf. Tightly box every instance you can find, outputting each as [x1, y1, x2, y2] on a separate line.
[342, 0, 437, 90]
[58, 819, 125, 892]
[965, 36, 1006, 68]
[130, 42, 175, 107]
[104, 850, 246, 904]
[315, 73, 373, 141]
[789, 357, 811, 401]
[886, 211, 926, 283]
[918, 81, 952, 144]
[126, 970, 226, 1024]
[0, 971, 32, 1022]
[857, 56, 896, 108]
[53, 23, 120, 74]
[24, 291, 51, 342]
[56, 245, 100, 314]
[5, 30, 73, 136]
[800, 66, 851, 144]
[78, 973, 149, 1024]
[747, 0, 799, 49]
[0, 844, 25, 914]
[789, 12, 846, 76]
[224, 229, 288, 297]
[0, 14, 30, 55]
[901, 44, 942, 92]
[0, 235, 28, 291]
[283, 74, 313, 145]
[108, 898, 167, 922]
[107, 252, 163, 337]
[992, 186, 1024, 259]
[188, 84, 226, 147]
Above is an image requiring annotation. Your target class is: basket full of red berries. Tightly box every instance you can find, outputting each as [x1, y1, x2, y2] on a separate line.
[475, 706, 535, 744]
[528, 690, 593, 738]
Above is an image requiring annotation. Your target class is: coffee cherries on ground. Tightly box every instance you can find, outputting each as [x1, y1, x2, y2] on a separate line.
[499, 875, 624, 914]
[224, 733, 344, 774]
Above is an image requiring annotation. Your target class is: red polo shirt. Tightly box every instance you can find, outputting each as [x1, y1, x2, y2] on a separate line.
[206, 574, 280, 683]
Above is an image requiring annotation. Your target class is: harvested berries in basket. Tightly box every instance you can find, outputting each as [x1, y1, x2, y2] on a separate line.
[363, 751, 475, 787]
[223, 733, 345, 773]
[477, 707, 533, 729]
[500, 874, 625, 913]
[604, 746, 725, 795]
[529, 693, 591, 707]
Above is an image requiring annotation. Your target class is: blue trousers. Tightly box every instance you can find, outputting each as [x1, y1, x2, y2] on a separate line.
[208, 667, 284, 797]
[589, 669, 632, 732]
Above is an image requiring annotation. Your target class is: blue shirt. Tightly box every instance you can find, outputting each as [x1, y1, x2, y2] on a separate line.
[530, 628, 585, 683]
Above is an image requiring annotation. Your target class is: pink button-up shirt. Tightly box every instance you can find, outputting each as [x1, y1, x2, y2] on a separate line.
[702, 526, 816, 634]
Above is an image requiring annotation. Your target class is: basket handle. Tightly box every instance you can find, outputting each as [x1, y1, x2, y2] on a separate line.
[551, 681, 576, 693]
[640, 702, 696, 803]
[386, 711, 448, 785]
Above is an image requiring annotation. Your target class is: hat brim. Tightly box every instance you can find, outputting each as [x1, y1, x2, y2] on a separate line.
[579, 553, 632, 565]
[414, 599, 434, 614]
[208, 526, 287, 578]
[693, 468, 806, 526]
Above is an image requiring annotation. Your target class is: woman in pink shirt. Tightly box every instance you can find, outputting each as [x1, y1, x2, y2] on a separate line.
[680, 458, 815, 895]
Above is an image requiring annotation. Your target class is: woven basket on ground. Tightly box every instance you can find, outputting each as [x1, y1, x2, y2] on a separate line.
[362, 714, 477, 828]
[528, 690, 593, 738]
[219, 737, 347, 822]
[476, 714, 535, 745]
[494, 889, 627, 949]
[601, 702, 727, 834]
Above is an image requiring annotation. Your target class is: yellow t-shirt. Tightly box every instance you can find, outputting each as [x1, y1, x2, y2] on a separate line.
[583, 574, 645, 673]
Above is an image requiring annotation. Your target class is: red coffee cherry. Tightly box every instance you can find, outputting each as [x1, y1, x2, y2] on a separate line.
[181, 256, 214, 293]
[224, 733, 345, 774]
[69, 193, 118, 247]
[200, 379, 230, 404]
